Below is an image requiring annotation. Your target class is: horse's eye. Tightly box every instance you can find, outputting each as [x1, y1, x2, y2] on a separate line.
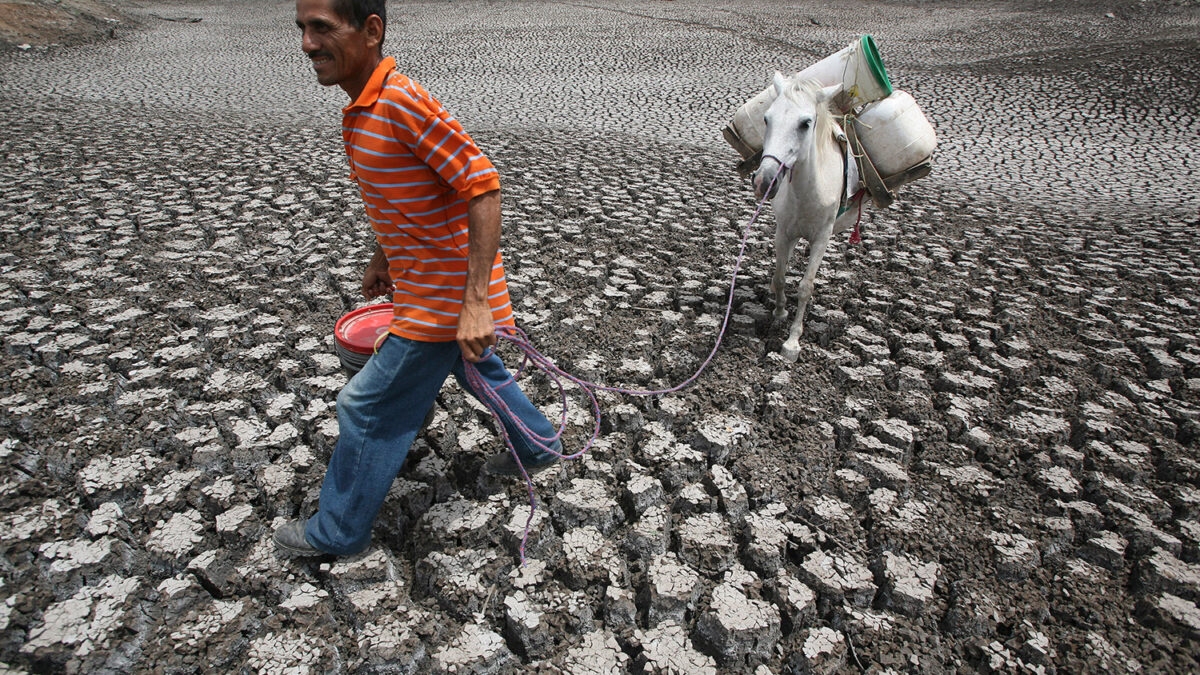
[799, 120, 811, 130]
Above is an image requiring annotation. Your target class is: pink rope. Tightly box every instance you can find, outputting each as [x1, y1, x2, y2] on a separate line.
[464, 172, 781, 565]
[849, 189, 866, 245]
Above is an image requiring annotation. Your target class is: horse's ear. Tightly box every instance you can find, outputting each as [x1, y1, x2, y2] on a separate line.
[772, 71, 787, 97]
[819, 84, 839, 103]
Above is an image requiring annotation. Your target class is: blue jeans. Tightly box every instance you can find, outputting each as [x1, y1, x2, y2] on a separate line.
[304, 334, 560, 555]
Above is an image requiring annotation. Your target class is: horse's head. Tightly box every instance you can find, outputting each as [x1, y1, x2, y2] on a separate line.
[753, 72, 832, 200]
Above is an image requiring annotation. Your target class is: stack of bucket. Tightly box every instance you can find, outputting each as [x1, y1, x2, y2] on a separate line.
[723, 35, 936, 202]
[333, 304, 393, 374]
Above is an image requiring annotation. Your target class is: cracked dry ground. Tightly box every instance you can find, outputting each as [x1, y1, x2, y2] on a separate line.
[2, 0, 1199, 673]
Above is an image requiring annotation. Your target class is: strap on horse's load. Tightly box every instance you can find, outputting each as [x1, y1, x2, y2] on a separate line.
[842, 118, 889, 208]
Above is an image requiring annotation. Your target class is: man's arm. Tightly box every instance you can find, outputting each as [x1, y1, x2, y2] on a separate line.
[457, 189, 502, 363]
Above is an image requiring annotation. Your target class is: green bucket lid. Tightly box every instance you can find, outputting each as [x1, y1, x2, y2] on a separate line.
[860, 35, 894, 96]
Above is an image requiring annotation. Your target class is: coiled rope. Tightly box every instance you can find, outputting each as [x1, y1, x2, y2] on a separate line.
[464, 171, 782, 565]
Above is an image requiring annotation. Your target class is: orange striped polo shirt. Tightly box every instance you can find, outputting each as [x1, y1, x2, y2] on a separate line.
[342, 57, 514, 342]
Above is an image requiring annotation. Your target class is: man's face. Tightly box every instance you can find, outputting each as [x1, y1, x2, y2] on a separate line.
[295, 0, 378, 94]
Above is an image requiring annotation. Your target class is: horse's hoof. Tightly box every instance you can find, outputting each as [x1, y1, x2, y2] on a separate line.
[772, 309, 787, 322]
[780, 344, 800, 362]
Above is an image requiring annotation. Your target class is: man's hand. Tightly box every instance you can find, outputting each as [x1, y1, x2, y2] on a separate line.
[457, 300, 496, 363]
[362, 245, 394, 299]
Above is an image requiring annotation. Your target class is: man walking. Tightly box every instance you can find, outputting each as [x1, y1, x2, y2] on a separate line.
[275, 0, 561, 557]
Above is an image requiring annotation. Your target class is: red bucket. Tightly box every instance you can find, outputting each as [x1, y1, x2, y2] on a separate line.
[333, 304, 392, 373]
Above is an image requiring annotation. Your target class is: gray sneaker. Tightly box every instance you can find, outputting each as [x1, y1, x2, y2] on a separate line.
[272, 520, 324, 556]
[483, 451, 559, 478]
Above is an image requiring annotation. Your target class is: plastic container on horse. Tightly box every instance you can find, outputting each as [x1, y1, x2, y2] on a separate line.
[795, 34, 893, 110]
[854, 90, 937, 178]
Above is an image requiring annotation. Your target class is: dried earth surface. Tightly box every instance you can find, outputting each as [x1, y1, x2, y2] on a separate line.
[1, 0, 1199, 673]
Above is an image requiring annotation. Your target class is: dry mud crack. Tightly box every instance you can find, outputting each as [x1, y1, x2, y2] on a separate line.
[1, 0, 1199, 673]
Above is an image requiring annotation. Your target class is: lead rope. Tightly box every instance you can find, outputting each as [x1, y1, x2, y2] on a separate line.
[464, 171, 783, 565]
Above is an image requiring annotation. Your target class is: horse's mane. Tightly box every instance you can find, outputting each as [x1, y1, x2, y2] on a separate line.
[778, 76, 837, 163]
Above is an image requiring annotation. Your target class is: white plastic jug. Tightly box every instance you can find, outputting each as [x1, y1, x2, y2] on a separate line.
[854, 90, 937, 177]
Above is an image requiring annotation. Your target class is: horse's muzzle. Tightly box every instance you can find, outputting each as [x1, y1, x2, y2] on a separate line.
[754, 154, 789, 201]
[753, 168, 781, 201]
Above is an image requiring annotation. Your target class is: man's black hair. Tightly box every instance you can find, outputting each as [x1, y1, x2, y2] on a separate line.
[333, 0, 386, 52]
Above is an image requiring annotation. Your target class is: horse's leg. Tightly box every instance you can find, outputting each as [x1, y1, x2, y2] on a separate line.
[780, 226, 832, 362]
[771, 229, 799, 322]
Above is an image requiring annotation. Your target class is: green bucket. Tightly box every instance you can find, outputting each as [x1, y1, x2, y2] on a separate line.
[859, 35, 894, 98]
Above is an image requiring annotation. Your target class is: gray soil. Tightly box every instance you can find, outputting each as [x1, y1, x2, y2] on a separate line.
[1, 0, 1199, 673]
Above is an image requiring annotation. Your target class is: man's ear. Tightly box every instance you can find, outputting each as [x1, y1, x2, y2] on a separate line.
[364, 13, 384, 51]
[772, 71, 787, 97]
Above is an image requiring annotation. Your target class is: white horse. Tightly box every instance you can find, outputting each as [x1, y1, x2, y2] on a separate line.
[752, 72, 864, 363]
